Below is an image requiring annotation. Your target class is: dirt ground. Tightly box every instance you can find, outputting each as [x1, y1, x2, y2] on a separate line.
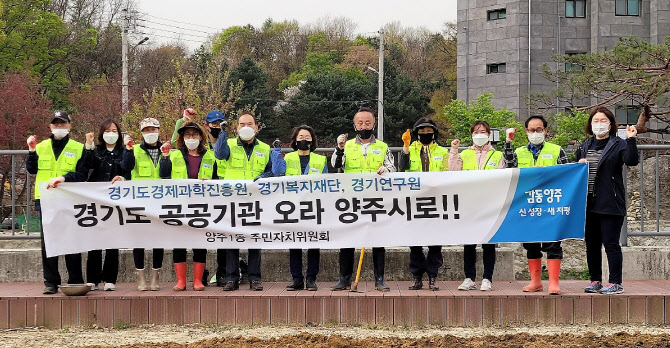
[3, 325, 670, 348]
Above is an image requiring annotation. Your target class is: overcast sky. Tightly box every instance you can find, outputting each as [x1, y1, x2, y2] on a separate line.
[133, 0, 457, 51]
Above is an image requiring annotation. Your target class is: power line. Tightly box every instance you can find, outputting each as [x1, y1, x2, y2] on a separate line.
[135, 24, 211, 39]
[133, 11, 222, 31]
[137, 18, 219, 35]
[136, 31, 208, 44]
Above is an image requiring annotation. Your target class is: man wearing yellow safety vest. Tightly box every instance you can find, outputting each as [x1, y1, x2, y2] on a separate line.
[284, 125, 327, 291]
[330, 107, 396, 292]
[160, 122, 219, 292]
[449, 120, 506, 292]
[503, 115, 569, 295]
[213, 113, 286, 291]
[398, 117, 447, 291]
[120, 117, 170, 291]
[25, 111, 88, 295]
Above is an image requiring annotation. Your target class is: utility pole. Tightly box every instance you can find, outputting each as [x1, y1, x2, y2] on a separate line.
[121, 8, 129, 119]
[377, 29, 385, 141]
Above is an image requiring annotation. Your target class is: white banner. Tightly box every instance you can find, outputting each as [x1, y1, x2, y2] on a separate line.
[40, 164, 588, 257]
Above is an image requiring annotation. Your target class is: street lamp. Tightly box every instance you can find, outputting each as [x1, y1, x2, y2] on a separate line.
[121, 34, 149, 119]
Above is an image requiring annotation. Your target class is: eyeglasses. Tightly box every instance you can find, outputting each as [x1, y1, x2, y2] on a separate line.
[526, 128, 545, 133]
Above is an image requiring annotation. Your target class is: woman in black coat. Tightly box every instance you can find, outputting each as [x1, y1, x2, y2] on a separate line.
[83, 119, 129, 291]
[575, 106, 638, 294]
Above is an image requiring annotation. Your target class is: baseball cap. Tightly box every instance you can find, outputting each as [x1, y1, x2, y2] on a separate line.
[50, 111, 71, 123]
[177, 122, 204, 135]
[206, 110, 226, 123]
[140, 117, 160, 130]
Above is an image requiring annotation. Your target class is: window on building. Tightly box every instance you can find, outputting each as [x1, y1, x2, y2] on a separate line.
[487, 63, 507, 74]
[488, 9, 507, 21]
[615, 0, 640, 16]
[566, 0, 586, 18]
[565, 52, 586, 72]
[615, 106, 640, 125]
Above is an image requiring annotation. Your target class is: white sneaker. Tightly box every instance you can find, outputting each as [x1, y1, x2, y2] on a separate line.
[458, 278, 476, 291]
[480, 279, 492, 291]
[104, 283, 116, 291]
[86, 283, 98, 291]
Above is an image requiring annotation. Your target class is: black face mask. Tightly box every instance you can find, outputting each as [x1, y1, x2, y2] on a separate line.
[209, 127, 221, 139]
[356, 128, 374, 140]
[418, 133, 434, 145]
[296, 140, 311, 151]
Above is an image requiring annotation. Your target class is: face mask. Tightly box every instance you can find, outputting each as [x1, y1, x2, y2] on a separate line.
[472, 133, 489, 147]
[527, 132, 545, 145]
[52, 128, 69, 140]
[297, 140, 312, 151]
[103, 132, 119, 145]
[142, 132, 159, 144]
[356, 128, 373, 140]
[592, 123, 610, 137]
[209, 127, 221, 139]
[238, 126, 255, 141]
[418, 133, 434, 145]
[184, 139, 200, 150]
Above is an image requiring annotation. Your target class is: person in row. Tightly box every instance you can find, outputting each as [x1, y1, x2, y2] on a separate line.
[213, 113, 286, 291]
[331, 107, 396, 292]
[83, 119, 129, 291]
[26, 111, 88, 295]
[398, 117, 447, 291]
[284, 125, 327, 291]
[503, 115, 569, 295]
[160, 122, 219, 291]
[449, 120, 506, 292]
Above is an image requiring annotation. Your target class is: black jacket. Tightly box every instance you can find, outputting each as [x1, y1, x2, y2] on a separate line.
[575, 136, 638, 216]
[86, 145, 129, 182]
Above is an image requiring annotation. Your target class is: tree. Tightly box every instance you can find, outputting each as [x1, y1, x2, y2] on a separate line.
[528, 36, 670, 134]
[439, 94, 527, 149]
[229, 56, 274, 129]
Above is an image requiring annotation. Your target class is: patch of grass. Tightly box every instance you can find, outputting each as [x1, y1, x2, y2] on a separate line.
[113, 320, 131, 330]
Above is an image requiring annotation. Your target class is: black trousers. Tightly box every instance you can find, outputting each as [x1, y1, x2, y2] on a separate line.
[289, 249, 320, 282]
[463, 244, 496, 281]
[37, 201, 83, 286]
[522, 242, 563, 259]
[216, 249, 227, 281]
[338, 247, 385, 279]
[585, 212, 624, 284]
[227, 249, 261, 282]
[86, 249, 119, 284]
[133, 248, 164, 269]
[173, 249, 207, 263]
[409, 246, 443, 279]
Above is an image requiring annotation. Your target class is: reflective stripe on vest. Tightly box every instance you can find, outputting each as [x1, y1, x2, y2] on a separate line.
[515, 142, 561, 168]
[130, 144, 161, 180]
[223, 138, 270, 180]
[460, 149, 503, 170]
[169, 149, 216, 179]
[406, 141, 448, 172]
[343, 139, 388, 173]
[34, 139, 84, 199]
[285, 151, 326, 176]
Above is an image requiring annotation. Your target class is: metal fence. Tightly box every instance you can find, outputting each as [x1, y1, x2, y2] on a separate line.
[2, 145, 669, 244]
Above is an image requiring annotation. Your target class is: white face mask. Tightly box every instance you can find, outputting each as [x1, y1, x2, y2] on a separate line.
[142, 132, 159, 144]
[238, 126, 256, 141]
[472, 133, 489, 147]
[592, 123, 610, 137]
[103, 132, 119, 145]
[51, 128, 69, 140]
[184, 139, 200, 150]
[527, 132, 545, 145]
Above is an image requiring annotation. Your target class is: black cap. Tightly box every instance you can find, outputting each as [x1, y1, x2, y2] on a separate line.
[177, 122, 203, 136]
[50, 111, 71, 124]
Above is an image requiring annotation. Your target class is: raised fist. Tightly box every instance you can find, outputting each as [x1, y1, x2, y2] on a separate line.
[402, 129, 411, 148]
[337, 133, 348, 149]
[85, 132, 95, 145]
[46, 176, 65, 189]
[123, 134, 133, 150]
[505, 128, 516, 143]
[451, 139, 460, 150]
[27, 135, 37, 151]
[160, 142, 172, 154]
[183, 108, 196, 121]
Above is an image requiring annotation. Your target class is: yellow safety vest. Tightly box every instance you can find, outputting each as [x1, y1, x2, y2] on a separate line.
[515, 142, 561, 168]
[130, 144, 161, 180]
[343, 139, 388, 173]
[406, 141, 448, 172]
[223, 138, 270, 180]
[285, 151, 326, 176]
[34, 138, 84, 199]
[461, 149, 503, 170]
[169, 149, 216, 179]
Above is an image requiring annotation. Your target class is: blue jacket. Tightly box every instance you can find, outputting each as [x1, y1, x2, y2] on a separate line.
[576, 136, 638, 216]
